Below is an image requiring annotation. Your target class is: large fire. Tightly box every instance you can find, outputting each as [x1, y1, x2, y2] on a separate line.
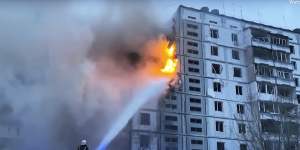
[160, 43, 178, 74]
[143, 36, 178, 78]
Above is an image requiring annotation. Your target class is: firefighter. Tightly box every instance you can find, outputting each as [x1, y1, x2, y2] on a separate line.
[77, 139, 89, 150]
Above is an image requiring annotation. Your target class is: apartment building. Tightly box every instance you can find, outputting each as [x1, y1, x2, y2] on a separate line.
[130, 5, 300, 150]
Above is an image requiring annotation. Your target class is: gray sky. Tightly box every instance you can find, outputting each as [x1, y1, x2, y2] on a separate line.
[152, 0, 300, 30]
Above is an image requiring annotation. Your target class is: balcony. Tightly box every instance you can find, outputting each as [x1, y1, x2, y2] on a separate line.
[271, 33, 290, 53]
[274, 61, 294, 70]
[276, 78, 295, 87]
[252, 37, 272, 49]
[256, 75, 276, 84]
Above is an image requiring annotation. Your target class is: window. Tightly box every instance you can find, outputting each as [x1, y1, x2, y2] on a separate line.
[238, 123, 246, 134]
[290, 45, 295, 54]
[297, 95, 300, 104]
[190, 98, 201, 103]
[213, 82, 221, 92]
[295, 78, 299, 87]
[232, 50, 240, 60]
[240, 144, 247, 150]
[165, 116, 177, 121]
[292, 61, 297, 69]
[165, 94, 176, 100]
[188, 67, 200, 73]
[187, 41, 198, 47]
[189, 87, 201, 92]
[214, 101, 223, 112]
[165, 104, 177, 110]
[188, 59, 199, 65]
[187, 49, 199, 54]
[189, 78, 200, 83]
[217, 142, 225, 150]
[216, 121, 224, 132]
[187, 24, 198, 29]
[188, 16, 196, 20]
[191, 127, 202, 132]
[258, 82, 266, 93]
[210, 29, 219, 38]
[191, 140, 203, 145]
[212, 64, 221, 74]
[190, 106, 201, 112]
[232, 33, 238, 44]
[233, 67, 242, 77]
[165, 137, 178, 143]
[209, 20, 218, 24]
[187, 31, 198, 37]
[237, 104, 245, 114]
[140, 135, 150, 148]
[165, 125, 178, 131]
[190, 118, 202, 124]
[140, 113, 150, 125]
[211, 46, 218, 56]
[235, 85, 243, 95]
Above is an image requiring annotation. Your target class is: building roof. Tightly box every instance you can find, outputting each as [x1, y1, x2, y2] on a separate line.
[179, 5, 300, 35]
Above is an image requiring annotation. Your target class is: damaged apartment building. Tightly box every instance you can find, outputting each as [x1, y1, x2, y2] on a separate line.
[129, 5, 300, 150]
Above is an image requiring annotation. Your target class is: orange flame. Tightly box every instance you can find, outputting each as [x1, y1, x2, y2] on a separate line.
[160, 44, 178, 74]
[142, 36, 178, 78]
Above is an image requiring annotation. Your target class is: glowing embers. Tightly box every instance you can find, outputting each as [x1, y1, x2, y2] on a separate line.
[160, 43, 178, 74]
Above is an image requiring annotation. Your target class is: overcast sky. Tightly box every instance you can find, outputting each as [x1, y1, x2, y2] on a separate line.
[152, 0, 300, 30]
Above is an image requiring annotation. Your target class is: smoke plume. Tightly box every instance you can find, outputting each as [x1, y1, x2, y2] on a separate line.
[0, 1, 169, 150]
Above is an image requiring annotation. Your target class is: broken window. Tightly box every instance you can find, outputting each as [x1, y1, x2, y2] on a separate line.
[210, 28, 219, 38]
[212, 63, 221, 74]
[233, 67, 242, 77]
[211, 45, 218, 56]
[255, 64, 273, 77]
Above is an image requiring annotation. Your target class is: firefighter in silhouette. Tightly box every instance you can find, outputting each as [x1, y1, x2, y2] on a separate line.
[77, 139, 89, 150]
